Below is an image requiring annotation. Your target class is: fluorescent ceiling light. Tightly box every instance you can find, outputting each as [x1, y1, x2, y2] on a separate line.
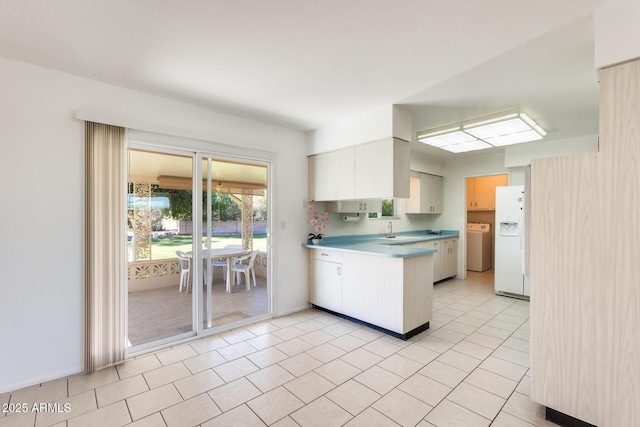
[417, 111, 546, 153]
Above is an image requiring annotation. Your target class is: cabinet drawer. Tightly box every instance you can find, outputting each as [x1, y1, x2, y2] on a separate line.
[311, 249, 343, 263]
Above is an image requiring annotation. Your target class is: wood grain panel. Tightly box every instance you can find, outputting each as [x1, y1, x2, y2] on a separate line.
[530, 58, 640, 426]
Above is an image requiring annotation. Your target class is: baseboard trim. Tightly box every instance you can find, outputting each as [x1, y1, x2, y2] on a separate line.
[546, 407, 597, 427]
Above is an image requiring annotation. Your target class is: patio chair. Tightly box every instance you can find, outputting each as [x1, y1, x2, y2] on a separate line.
[232, 251, 259, 291]
[175, 250, 191, 292]
[212, 244, 244, 277]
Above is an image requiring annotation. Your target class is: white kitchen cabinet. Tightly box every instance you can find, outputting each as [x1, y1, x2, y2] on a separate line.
[309, 249, 342, 313]
[308, 147, 355, 201]
[440, 238, 458, 280]
[405, 171, 443, 214]
[325, 199, 382, 213]
[308, 138, 410, 201]
[354, 138, 410, 199]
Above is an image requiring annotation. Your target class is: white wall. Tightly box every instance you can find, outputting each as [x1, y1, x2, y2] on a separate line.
[504, 134, 598, 167]
[595, 0, 640, 69]
[0, 56, 308, 394]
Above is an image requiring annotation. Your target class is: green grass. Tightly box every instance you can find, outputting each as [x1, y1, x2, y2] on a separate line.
[130, 234, 267, 260]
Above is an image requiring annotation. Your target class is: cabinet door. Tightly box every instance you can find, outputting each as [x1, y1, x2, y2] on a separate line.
[474, 176, 495, 210]
[308, 148, 355, 201]
[405, 171, 422, 213]
[446, 238, 458, 278]
[423, 173, 443, 213]
[354, 139, 410, 199]
[426, 240, 442, 282]
[310, 260, 342, 313]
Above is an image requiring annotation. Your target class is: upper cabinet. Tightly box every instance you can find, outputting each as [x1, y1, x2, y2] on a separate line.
[308, 138, 410, 201]
[467, 175, 508, 211]
[405, 171, 443, 214]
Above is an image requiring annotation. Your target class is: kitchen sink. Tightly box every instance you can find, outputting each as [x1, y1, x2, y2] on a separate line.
[378, 235, 417, 241]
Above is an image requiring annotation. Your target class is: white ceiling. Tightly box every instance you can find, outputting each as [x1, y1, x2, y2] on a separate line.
[0, 0, 612, 159]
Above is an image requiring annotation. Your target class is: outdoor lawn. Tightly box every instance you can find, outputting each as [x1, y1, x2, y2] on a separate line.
[130, 234, 267, 260]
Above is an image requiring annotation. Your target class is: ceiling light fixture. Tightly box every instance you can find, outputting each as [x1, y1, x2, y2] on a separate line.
[417, 111, 546, 153]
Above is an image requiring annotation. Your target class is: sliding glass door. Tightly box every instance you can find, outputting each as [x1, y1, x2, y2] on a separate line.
[126, 143, 271, 352]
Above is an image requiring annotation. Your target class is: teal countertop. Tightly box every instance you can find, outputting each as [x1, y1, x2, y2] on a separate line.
[301, 230, 459, 258]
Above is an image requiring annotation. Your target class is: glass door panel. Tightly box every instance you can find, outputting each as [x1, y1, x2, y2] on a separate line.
[127, 149, 195, 349]
[199, 156, 270, 331]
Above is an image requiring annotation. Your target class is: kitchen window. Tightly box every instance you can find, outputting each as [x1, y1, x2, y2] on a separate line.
[369, 198, 397, 219]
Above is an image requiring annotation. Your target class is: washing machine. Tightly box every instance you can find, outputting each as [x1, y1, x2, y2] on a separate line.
[467, 223, 492, 272]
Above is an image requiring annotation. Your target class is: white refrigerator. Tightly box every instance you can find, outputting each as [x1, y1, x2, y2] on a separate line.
[494, 185, 530, 298]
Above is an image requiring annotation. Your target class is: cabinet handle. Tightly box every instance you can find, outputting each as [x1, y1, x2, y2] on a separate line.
[364, 202, 367, 210]
[337, 266, 341, 275]
[359, 202, 362, 210]
[321, 253, 329, 256]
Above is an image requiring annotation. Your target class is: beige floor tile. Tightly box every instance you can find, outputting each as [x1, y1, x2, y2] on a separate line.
[217, 341, 257, 361]
[372, 388, 432, 427]
[354, 366, 403, 395]
[283, 372, 335, 404]
[419, 360, 468, 389]
[362, 338, 402, 358]
[67, 400, 130, 427]
[325, 379, 381, 416]
[189, 336, 229, 355]
[451, 340, 494, 360]
[207, 377, 261, 412]
[126, 412, 166, 427]
[275, 338, 313, 356]
[442, 321, 478, 336]
[502, 392, 557, 426]
[330, 334, 367, 352]
[202, 404, 266, 427]
[429, 328, 467, 344]
[398, 373, 452, 407]
[305, 342, 346, 363]
[322, 321, 359, 337]
[475, 325, 513, 340]
[161, 393, 221, 427]
[173, 369, 224, 400]
[465, 310, 496, 321]
[116, 355, 162, 380]
[493, 313, 527, 326]
[436, 350, 482, 373]
[377, 354, 423, 378]
[278, 353, 323, 377]
[271, 325, 305, 341]
[515, 374, 531, 397]
[95, 374, 149, 408]
[447, 382, 505, 420]
[348, 327, 384, 343]
[290, 396, 352, 427]
[8, 379, 67, 406]
[314, 359, 362, 385]
[143, 362, 191, 389]
[454, 315, 489, 328]
[464, 368, 517, 399]
[246, 333, 284, 351]
[0, 412, 36, 427]
[295, 319, 325, 333]
[511, 328, 530, 342]
[270, 416, 300, 427]
[492, 411, 537, 426]
[246, 365, 295, 393]
[478, 356, 528, 382]
[414, 336, 455, 353]
[68, 367, 119, 396]
[156, 345, 199, 366]
[344, 407, 400, 427]
[247, 347, 289, 369]
[397, 343, 440, 364]
[425, 399, 490, 427]
[213, 357, 259, 383]
[183, 350, 227, 374]
[126, 384, 183, 421]
[35, 390, 97, 427]
[464, 332, 504, 350]
[269, 316, 300, 329]
[246, 321, 280, 336]
[220, 328, 257, 344]
[299, 329, 335, 346]
[340, 348, 383, 370]
[492, 346, 530, 367]
[247, 387, 304, 425]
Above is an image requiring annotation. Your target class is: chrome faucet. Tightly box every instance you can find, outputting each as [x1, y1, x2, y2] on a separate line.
[387, 221, 396, 238]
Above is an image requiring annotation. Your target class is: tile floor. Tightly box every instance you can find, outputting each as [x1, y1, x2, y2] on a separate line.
[1, 270, 557, 427]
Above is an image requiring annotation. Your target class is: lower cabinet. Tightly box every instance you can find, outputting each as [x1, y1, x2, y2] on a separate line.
[310, 249, 433, 336]
[404, 237, 458, 282]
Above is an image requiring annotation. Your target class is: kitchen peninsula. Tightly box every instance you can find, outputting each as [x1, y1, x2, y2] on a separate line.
[303, 230, 458, 339]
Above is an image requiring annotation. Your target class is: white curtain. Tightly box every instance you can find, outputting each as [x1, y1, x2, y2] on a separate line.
[85, 121, 127, 372]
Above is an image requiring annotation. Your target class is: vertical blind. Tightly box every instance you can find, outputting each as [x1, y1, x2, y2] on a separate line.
[85, 121, 127, 372]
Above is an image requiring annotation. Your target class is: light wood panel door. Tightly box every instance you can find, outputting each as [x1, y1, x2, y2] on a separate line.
[308, 148, 355, 201]
[354, 138, 410, 199]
